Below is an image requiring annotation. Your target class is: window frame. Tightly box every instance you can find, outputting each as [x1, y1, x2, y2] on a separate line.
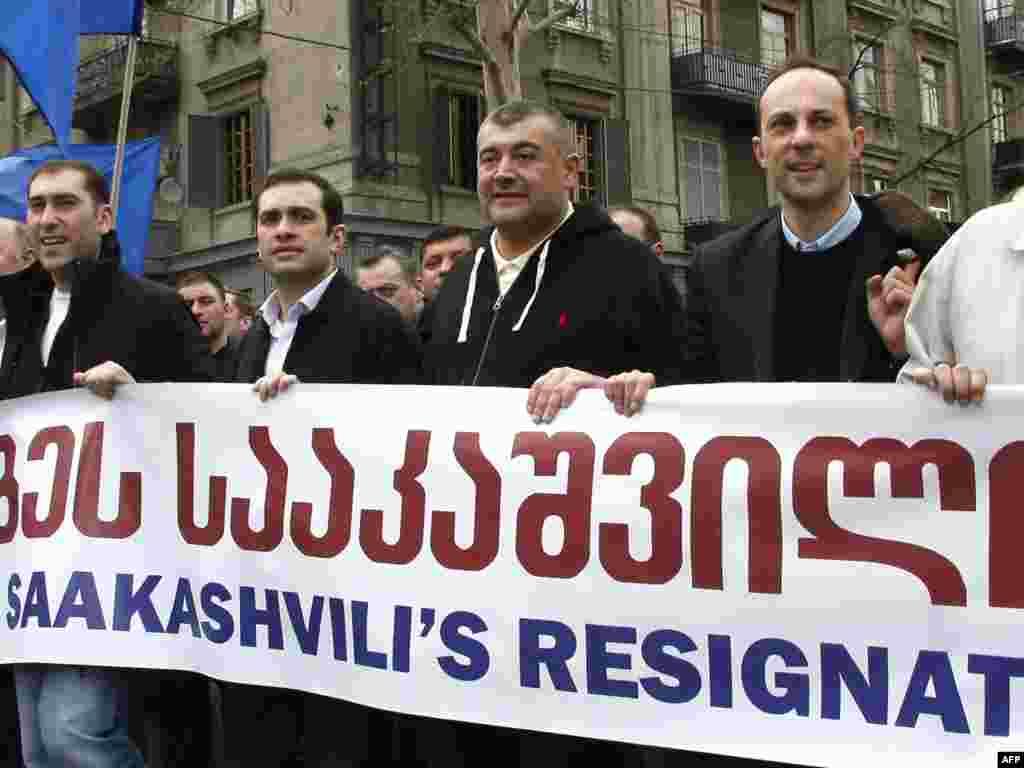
[670, 0, 705, 57]
[562, 0, 596, 33]
[447, 89, 484, 191]
[760, 6, 793, 68]
[919, 58, 945, 129]
[927, 188, 953, 222]
[568, 115, 604, 204]
[992, 84, 1010, 145]
[681, 136, 725, 223]
[851, 39, 886, 114]
[226, 0, 260, 21]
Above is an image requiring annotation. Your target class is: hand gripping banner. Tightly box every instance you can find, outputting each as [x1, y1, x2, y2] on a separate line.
[0, 382, 1020, 767]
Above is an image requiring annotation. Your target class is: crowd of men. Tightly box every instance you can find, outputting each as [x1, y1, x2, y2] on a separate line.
[0, 50, 1002, 766]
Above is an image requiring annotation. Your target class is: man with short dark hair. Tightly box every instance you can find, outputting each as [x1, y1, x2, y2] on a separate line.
[419, 224, 473, 302]
[356, 245, 422, 325]
[177, 270, 238, 380]
[426, 100, 687, 400]
[608, 205, 664, 257]
[2, 159, 212, 768]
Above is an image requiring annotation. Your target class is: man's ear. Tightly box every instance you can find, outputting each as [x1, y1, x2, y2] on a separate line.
[850, 125, 866, 162]
[563, 153, 581, 191]
[96, 203, 114, 234]
[330, 224, 346, 256]
[752, 136, 767, 169]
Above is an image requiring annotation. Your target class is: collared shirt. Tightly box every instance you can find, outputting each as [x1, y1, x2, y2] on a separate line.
[259, 269, 338, 376]
[41, 286, 71, 367]
[781, 194, 862, 252]
[0, 318, 6, 371]
[490, 202, 575, 296]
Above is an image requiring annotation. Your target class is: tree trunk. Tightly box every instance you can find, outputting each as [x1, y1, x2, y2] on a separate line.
[477, 0, 529, 111]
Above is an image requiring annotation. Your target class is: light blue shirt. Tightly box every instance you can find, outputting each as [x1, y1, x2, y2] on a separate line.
[781, 194, 862, 252]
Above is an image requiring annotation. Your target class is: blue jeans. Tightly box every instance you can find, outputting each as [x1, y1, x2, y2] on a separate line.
[14, 665, 145, 768]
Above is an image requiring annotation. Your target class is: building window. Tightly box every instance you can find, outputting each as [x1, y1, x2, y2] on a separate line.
[449, 92, 482, 190]
[671, 0, 704, 56]
[851, 41, 885, 112]
[985, 0, 1015, 21]
[225, 111, 255, 205]
[682, 138, 722, 221]
[920, 59, 944, 128]
[761, 8, 792, 68]
[227, 0, 259, 19]
[927, 189, 952, 222]
[992, 85, 1010, 144]
[563, 0, 595, 32]
[865, 175, 888, 194]
[570, 117, 602, 203]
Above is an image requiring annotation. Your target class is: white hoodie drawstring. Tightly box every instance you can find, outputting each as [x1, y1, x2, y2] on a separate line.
[457, 247, 485, 343]
[511, 239, 550, 332]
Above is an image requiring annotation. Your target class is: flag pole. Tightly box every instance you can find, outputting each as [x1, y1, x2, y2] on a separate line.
[110, 34, 139, 225]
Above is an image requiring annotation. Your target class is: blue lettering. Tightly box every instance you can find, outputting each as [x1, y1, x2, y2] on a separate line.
[586, 624, 638, 699]
[639, 629, 701, 704]
[969, 654, 1024, 737]
[239, 587, 283, 650]
[200, 582, 233, 644]
[7, 573, 21, 629]
[438, 611, 489, 682]
[21, 571, 50, 629]
[821, 643, 888, 725]
[896, 650, 969, 734]
[329, 597, 347, 661]
[166, 578, 201, 638]
[708, 634, 733, 709]
[352, 601, 387, 669]
[742, 638, 809, 716]
[283, 591, 323, 656]
[392, 605, 412, 673]
[113, 574, 164, 633]
[53, 571, 106, 630]
[519, 618, 577, 692]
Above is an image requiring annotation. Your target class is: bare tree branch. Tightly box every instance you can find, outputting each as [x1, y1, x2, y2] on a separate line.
[510, 0, 532, 32]
[528, 2, 577, 36]
[451, 13, 498, 66]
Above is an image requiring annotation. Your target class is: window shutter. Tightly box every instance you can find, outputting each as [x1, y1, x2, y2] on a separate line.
[433, 86, 451, 186]
[603, 118, 631, 206]
[252, 100, 270, 194]
[187, 113, 224, 209]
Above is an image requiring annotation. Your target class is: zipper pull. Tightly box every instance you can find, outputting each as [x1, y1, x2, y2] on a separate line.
[493, 294, 504, 312]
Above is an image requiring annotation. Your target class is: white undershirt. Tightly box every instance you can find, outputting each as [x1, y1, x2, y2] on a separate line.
[41, 287, 71, 367]
[259, 269, 338, 376]
[0, 318, 6, 369]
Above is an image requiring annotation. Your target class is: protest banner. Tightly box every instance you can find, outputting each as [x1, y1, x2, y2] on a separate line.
[0, 382, 1019, 767]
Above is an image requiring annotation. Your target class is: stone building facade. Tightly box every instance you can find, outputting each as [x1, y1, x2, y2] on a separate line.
[0, 0, 1009, 302]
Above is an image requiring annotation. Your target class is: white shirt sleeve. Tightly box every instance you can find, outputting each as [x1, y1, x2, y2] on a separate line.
[898, 230, 959, 383]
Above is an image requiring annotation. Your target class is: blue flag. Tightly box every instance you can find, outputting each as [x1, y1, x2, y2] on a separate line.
[0, 137, 163, 277]
[0, 0, 82, 151]
[82, 0, 144, 35]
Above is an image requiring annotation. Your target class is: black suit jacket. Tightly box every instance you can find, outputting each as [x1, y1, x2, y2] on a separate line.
[685, 196, 908, 384]
[234, 269, 422, 385]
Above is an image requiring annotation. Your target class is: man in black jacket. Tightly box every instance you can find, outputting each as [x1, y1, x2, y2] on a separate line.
[4, 160, 213, 768]
[234, 169, 421, 397]
[535, 55, 947, 423]
[425, 101, 687, 399]
[224, 168, 421, 767]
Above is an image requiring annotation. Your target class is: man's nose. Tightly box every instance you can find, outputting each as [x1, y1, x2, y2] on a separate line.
[791, 119, 814, 145]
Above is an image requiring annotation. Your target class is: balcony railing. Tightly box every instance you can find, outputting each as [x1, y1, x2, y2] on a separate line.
[993, 138, 1024, 176]
[76, 38, 179, 112]
[671, 47, 770, 105]
[985, 13, 1024, 52]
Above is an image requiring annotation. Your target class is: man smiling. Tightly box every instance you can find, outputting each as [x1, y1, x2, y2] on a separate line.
[424, 100, 686, 401]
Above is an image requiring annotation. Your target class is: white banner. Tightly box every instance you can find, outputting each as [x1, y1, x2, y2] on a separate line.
[0, 382, 1020, 767]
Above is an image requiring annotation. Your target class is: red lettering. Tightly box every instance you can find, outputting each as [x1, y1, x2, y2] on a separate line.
[231, 426, 287, 552]
[176, 423, 226, 546]
[793, 437, 973, 606]
[989, 442, 1024, 607]
[291, 428, 354, 558]
[691, 436, 782, 594]
[599, 432, 684, 584]
[22, 426, 74, 539]
[0, 435, 17, 544]
[360, 430, 429, 564]
[431, 432, 501, 571]
[73, 422, 140, 539]
[513, 432, 594, 578]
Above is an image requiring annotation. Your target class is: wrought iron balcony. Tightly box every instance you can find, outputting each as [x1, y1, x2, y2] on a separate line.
[76, 38, 178, 113]
[993, 138, 1024, 177]
[985, 13, 1024, 58]
[671, 47, 770, 107]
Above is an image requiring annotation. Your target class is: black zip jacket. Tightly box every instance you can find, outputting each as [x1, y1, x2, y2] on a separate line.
[0, 232, 214, 399]
[424, 204, 689, 387]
